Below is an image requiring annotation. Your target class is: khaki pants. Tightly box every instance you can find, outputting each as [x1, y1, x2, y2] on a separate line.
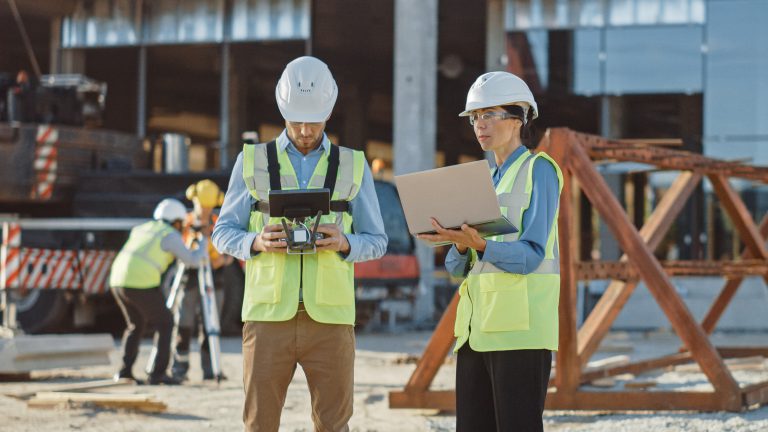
[242, 309, 355, 432]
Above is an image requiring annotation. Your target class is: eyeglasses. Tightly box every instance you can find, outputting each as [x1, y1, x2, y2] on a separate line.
[468, 111, 517, 126]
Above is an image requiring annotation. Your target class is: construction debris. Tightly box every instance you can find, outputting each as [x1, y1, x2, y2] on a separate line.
[0, 334, 113, 373]
[28, 391, 167, 413]
[4, 378, 133, 400]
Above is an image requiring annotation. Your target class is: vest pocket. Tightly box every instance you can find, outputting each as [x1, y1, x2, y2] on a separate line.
[246, 254, 283, 304]
[315, 253, 354, 306]
[478, 273, 530, 332]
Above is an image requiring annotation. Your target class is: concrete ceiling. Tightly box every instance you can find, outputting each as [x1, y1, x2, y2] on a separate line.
[7, 0, 77, 18]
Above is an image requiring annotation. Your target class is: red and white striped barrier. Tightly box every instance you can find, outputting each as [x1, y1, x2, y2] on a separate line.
[30, 125, 59, 200]
[2, 223, 116, 294]
[1, 222, 21, 291]
[14, 248, 115, 295]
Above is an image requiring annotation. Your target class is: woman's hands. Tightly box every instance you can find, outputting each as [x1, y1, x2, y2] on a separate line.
[417, 218, 486, 253]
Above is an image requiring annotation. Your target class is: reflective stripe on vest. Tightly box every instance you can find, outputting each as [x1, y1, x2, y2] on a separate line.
[109, 220, 176, 289]
[241, 142, 366, 325]
[454, 150, 564, 353]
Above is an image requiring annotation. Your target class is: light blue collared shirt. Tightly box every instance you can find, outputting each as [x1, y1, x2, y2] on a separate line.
[445, 145, 560, 276]
[212, 130, 387, 263]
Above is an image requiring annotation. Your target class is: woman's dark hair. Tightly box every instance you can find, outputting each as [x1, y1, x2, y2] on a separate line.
[502, 104, 536, 149]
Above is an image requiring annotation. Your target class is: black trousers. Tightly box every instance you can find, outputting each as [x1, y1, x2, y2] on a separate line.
[112, 286, 174, 379]
[456, 344, 552, 432]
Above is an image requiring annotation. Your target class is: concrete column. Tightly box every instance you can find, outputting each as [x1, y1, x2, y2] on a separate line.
[59, 49, 85, 74]
[599, 96, 624, 261]
[486, 0, 506, 72]
[137, 45, 147, 138]
[49, 18, 61, 74]
[219, 42, 231, 169]
[393, 0, 438, 323]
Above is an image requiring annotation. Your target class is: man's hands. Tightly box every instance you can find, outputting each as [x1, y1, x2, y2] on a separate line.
[251, 223, 350, 254]
[315, 224, 351, 253]
[252, 224, 288, 253]
[417, 218, 486, 253]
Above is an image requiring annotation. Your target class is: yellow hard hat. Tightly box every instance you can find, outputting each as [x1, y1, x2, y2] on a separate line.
[186, 179, 224, 208]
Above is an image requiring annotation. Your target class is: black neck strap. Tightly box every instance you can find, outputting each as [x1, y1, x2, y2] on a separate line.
[323, 144, 340, 198]
[266, 140, 281, 191]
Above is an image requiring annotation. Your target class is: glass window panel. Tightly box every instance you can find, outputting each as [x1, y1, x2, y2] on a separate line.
[604, 26, 703, 94]
[62, 0, 139, 47]
[636, 0, 662, 24]
[609, 0, 634, 26]
[660, 0, 688, 24]
[527, 30, 549, 89]
[579, 0, 605, 27]
[704, 0, 768, 162]
[146, 0, 223, 44]
[573, 29, 602, 95]
[232, 0, 310, 41]
[690, 0, 706, 23]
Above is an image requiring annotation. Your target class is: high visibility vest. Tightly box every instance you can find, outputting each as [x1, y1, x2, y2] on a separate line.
[454, 149, 563, 352]
[241, 140, 366, 325]
[109, 220, 177, 289]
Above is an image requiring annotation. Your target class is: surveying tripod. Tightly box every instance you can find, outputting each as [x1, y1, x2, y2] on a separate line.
[146, 234, 224, 383]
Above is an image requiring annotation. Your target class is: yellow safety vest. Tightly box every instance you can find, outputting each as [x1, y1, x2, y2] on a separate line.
[454, 149, 563, 352]
[241, 140, 366, 325]
[109, 220, 177, 289]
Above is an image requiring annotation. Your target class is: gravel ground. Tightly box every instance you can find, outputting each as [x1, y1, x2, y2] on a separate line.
[1, 331, 767, 431]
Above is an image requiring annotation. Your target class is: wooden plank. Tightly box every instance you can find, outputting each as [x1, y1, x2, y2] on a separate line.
[717, 346, 768, 358]
[28, 392, 167, 413]
[568, 141, 741, 406]
[4, 378, 133, 400]
[580, 352, 691, 384]
[554, 151, 580, 395]
[701, 214, 768, 334]
[546, 391, 731, 411]
[401, 291, 459, 393]
[577, 170, 702, 367]
[742, 381, 768, 407]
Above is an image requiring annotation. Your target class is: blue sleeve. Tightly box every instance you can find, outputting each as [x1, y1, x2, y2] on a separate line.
[211, 152, 259, 261]
[343, 162, 388, 262]
[479, 158, 559, 274]
[445, 245, 471, 277]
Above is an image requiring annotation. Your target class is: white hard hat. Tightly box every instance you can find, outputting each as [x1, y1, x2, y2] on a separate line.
[153, 198, 187, 222]
[459, 71, 538, 120]
[275, 56, 338, 123]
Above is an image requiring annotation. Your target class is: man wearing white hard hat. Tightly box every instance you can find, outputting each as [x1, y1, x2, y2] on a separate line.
[213, 56, 387, 431]
[109, 198, 209, 385]
[419, 71, 563, 431]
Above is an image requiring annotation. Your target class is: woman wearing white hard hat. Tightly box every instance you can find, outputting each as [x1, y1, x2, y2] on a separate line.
[419, 71, 563, 431]
[109, 198, 209, 385]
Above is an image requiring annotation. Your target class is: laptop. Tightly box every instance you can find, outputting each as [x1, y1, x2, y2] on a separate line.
[394, 160, 518, 245]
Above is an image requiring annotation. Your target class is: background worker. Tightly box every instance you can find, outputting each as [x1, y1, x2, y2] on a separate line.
[418, 72, 562, 432]
[212, 56, 387, 431]
[171, 179, 233, 381]
[109, 198, 208, 385]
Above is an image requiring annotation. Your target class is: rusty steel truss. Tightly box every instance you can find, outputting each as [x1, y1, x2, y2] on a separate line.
[389, 128, 768, 412]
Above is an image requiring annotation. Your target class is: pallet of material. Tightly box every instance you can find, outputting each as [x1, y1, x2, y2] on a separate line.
[28, 391, 167, 413]
[0, 334, 114, 373]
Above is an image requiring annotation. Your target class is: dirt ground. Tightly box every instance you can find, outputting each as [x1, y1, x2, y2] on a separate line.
[1, 331, 768, 432]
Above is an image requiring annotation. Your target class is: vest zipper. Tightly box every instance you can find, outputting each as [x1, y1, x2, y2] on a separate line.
[300, 255, 304, 301]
